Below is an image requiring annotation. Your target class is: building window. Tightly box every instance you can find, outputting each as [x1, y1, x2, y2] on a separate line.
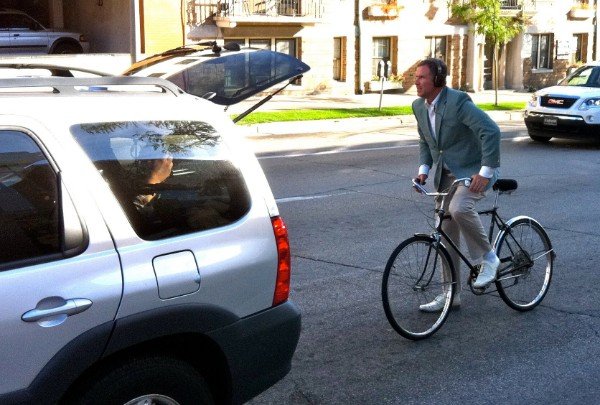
[571, 34, 586, 64]
[372, 37, 391, 77]
[531, 34, 553, 69]
[238, 38, 297, 57]
[249, 39, 271, 50]
[425, 36, 448, 63]
[224, 38, 246, 48]
[333, 37, 346, 81]
[275, 38, 296, 57]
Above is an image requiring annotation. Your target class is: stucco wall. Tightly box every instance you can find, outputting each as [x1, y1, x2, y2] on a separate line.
[63, 0, 131, 53]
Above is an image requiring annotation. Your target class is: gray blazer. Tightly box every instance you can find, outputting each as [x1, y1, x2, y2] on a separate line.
[412, 87, 501, 190]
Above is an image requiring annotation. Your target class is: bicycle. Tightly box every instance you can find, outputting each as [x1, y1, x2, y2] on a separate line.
[381, 177, 555, 340]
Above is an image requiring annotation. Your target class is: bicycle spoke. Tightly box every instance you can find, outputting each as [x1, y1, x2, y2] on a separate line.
[494, 218, 553, 311]
[382, 236, 455, 340]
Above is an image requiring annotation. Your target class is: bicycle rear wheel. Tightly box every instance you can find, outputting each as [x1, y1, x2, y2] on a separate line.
[382, 235, 456, 340]
[494, 217, 553, 311]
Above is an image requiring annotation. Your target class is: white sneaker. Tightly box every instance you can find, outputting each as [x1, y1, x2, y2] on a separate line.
[419, 293, 461, 313]
[473, 255, 500, 289]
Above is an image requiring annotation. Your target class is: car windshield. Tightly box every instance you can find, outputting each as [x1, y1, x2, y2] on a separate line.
[560, 66, 600, 88]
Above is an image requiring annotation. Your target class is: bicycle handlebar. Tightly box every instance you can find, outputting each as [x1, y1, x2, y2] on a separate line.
[412, 177, 472, 197]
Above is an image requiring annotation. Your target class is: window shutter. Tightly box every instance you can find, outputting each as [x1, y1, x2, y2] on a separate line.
[340, 37, 347, 81]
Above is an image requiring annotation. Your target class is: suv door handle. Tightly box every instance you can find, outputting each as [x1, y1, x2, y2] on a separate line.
[22, 298, 93, 322]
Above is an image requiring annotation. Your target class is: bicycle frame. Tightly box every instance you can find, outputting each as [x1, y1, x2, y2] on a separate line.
[414, 178, 532, 292]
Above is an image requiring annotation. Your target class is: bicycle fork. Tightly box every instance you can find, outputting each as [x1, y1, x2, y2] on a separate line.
[413, 233, 444, 292]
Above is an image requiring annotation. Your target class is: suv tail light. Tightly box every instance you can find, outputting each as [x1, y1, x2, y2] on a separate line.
[271, 216, 291, 306]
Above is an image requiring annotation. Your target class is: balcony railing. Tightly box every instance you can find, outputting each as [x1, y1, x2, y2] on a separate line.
[217, 0, 323, 17]
[500, 0, 522, 9]
[500, 0, 538, 13]
[501, 0, 564, 16]
[569, 0, 594, 19]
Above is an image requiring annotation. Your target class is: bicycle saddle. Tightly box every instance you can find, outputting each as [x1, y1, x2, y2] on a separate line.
[493, 179, 518, 193]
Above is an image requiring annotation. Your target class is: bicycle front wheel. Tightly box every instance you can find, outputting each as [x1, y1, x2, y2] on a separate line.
[382, 235, 456, 340]
[494, 217, 554, 311]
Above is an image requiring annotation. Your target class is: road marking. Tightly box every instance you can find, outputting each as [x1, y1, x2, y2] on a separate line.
[258, 143, 419, 159]
[276, 191, 351, 203]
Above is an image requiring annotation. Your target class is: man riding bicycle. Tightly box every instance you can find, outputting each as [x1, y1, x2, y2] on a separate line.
[412, 58, 501, 312]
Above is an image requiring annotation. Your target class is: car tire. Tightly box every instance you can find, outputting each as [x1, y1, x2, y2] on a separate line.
[52, 42, 83, 54]
[529, 133, 552, 143]
[70, 356, 214, 405]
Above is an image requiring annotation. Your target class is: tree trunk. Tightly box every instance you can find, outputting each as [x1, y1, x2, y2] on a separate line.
[493, 42, 499, 106]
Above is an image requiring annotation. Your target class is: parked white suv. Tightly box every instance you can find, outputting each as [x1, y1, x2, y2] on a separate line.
[524, 61, 600, 142]
[0, 8, 89, 54]
[0, 73, 300, 404]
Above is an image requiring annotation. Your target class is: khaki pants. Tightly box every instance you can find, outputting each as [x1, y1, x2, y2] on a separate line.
[436, 170, 492, 292]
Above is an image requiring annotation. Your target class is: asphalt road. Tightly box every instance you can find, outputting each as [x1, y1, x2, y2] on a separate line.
[248, 122, 600, 404]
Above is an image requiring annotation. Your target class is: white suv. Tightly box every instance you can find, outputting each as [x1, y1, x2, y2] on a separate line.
[0, 8, 89, 54]
[0, 74, 299, 404]
[524, 61, 600, 142]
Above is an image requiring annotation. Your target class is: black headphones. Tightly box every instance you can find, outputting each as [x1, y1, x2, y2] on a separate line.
[432, 59, 445, 88]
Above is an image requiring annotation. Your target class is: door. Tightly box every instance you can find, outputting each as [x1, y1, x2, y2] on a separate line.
[0, 129, 122, 395]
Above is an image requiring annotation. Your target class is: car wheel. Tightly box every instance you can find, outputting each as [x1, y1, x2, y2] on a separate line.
[71, 356, 214, 405]
[52, 42, 83, 54]
[529, 133, 552, 143]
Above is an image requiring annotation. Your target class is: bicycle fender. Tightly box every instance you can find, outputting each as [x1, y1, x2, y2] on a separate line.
[492, 215, 552, 252]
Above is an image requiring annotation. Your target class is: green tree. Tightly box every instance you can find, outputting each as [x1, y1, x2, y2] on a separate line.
[451, 0, 527, 105]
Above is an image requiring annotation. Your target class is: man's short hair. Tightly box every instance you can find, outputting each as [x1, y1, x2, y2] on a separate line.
[417, 58, 448, 87]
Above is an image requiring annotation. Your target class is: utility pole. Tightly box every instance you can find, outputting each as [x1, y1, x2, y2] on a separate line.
[595, 0, 599, 61]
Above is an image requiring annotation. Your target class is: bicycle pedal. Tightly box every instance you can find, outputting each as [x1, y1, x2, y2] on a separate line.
[468, 280, 486, 295]
[471, 286, 486, 295]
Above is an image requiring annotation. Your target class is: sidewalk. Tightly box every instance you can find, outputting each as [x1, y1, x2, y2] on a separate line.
[236, 89, 529, 139]
[228, 88, 531, 114]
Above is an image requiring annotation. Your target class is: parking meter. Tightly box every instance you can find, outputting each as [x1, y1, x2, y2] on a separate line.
[384, 60, 392, 79]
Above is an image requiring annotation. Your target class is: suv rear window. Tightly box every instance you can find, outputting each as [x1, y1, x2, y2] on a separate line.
[71, 121, 251, 240]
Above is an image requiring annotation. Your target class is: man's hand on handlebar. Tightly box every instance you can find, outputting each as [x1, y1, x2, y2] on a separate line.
[413, 174, 427, 193]
[469, 174, 489, 193]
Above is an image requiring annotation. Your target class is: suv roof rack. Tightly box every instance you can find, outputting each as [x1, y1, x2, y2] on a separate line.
[0, 63, 108, 77]
[0, 76, 185, 96]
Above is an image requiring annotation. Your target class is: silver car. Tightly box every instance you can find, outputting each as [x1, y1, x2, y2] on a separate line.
[0, 49, 308, 404]
[0, 8, 89, 54]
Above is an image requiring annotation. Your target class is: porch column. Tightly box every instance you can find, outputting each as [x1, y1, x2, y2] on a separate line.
[465, 24, 478, 92]
[506, 34, 524, 90]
